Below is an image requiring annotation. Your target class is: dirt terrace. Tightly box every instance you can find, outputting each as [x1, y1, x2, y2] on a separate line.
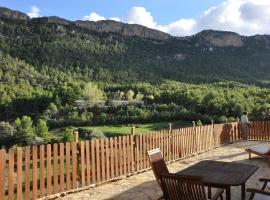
[56, 141, 270, 200]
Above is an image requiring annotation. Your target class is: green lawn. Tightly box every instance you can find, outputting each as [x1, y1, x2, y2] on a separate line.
[51, 120, 192, 139]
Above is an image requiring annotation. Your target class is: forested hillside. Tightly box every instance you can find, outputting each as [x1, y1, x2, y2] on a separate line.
[1, 6, 270, 147]
[1, 6, 270, 84]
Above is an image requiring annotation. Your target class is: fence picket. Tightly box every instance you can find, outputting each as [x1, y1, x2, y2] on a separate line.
[0, 149, 5, 200]
[8, 148, 14, 200]
[32, 145, 38, 199]
[53, 143, 58, 194]
[60, 143, 65, 192]
[17, 147, 22, 200]
[72, 142, 77, 189]
[25, 147, 30, 199]
[47, 144, 52, 195]
[85, 141, 90, 185]
[80, 141, 85, 187]
[40, 145, 45, 197]
[66, 142, 71, 191]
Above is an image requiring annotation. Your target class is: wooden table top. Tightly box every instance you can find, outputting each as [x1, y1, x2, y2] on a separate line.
[177, 160, 258, 187]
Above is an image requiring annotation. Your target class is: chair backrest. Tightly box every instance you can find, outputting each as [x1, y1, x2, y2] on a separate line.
[148, 148, 169, 190]
[161, 173, 207, 200]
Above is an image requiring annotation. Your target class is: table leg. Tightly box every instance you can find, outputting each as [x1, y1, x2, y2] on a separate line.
[208, 186, 211, 199]
[241, 183, 245, 200]
[226, 187, 231, 200]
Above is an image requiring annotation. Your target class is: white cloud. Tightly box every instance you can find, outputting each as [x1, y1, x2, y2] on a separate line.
[109, 17, 120, 22]
[83, 12, 105, 21]
[123, 7, 157, 28]
[27, 6, 40, 18]
[83, 1, 270, 36]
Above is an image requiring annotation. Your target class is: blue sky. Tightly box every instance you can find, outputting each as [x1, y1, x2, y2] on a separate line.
[1, 0, 223, 24]
[1, 0, 270, 36]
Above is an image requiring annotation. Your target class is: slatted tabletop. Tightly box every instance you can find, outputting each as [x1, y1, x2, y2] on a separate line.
[177, 160, 258, 200]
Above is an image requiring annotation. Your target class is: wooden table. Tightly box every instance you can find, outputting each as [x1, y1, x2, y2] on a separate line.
[177, 160, 258, 200]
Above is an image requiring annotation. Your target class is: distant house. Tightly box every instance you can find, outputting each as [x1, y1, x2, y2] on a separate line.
[74, 99, 86, 108]
[111, 100, 144, 107]
[88, 100, 106, 107]
[88, 100, 144, 108]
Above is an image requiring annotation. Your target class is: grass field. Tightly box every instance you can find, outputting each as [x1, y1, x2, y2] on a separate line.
[51, 120, 192, 138]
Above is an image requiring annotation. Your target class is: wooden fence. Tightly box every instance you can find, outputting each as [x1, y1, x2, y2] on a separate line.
[249, 121, 270, 141]
[0, 122, 242, 200]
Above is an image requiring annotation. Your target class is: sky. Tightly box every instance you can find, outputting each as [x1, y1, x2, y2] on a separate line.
[1, 0, 270, 36]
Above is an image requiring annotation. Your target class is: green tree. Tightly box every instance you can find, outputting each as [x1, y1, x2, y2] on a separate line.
[14, 116, 35, 145]
[83, 82, 106, 103]
[0, 121, 16, 147]
[63, 128, 74, 142]
[126, 89, 135, 100]
[35, 119, 49, 138]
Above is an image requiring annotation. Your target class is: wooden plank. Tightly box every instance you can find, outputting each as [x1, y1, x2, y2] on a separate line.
[66, 142, 71, 191]
[142, 134, 146, 170]
[110, 138, 114, 178]
[127, 135, 131, 173]
[0, 149, 5, 200]
[25, 146, 30, 200]
[47, 144, 52, 195]
[17, 147, 22, 200]
[91, 140, 96, 184]
[139, 134, 143, 170]
[123, 136, 127, 175]
[60, 143, 65, 192]
[32, 145, 38, 199]
[8, 148, 14, 200]
[72, 142, 77, 189]
[80, 141, 85, 187]
[40, 145, 45, 197]
[114, 138, 119, 177]
[53, 143, 58, 194]
[136, 135, 140, 171]
[118, 137, 123, 176]
[101, 139, 105, 181]
[85, 141, 90, 185]
[96, 140, 100, 183]
[131, 135, 135, 172]
[105, 139, 110, 180]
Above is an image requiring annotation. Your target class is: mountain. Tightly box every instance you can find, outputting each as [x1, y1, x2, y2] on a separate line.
[1, 6, 270, 85]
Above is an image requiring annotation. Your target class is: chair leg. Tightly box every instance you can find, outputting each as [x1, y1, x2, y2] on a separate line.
[249, 192, 255, 200]
[208, 187, 212, 199]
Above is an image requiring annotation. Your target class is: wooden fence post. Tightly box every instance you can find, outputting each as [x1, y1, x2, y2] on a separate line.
[192, 121, 197, 153]
[73, 130, 80, 187]
[168, 123, 172, 161]
[131, 127, 136, 172]
[211, 120, 215, 147]
[73, 130, 79, 143]
[131, 127, 135, 136]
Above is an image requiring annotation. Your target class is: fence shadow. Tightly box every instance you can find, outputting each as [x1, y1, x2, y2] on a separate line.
[107, 180, 162, 200]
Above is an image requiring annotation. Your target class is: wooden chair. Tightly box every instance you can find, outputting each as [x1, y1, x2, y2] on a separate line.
[246, 178, 270, 200]
[245, 146, 270, 166]
[148, 148, 169, 199]
[161, 173, 224, 200]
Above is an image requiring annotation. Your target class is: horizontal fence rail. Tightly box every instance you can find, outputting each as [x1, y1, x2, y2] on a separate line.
[0, 121, 246, 199]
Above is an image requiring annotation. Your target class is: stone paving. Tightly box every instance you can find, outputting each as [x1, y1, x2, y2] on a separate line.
[57, 141, 270, 200]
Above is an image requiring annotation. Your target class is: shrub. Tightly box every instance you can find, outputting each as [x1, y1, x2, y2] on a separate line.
[63, 127, 74, 142]
[228, 117, 236, 122]
[196, 120, 203, 126]
[78, 128, 106, 140]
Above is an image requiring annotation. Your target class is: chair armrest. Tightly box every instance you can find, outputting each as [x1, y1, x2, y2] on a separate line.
[259, 178, 270, 183]
[246, 188, 270, 196]
[211, 189, 224, 200]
